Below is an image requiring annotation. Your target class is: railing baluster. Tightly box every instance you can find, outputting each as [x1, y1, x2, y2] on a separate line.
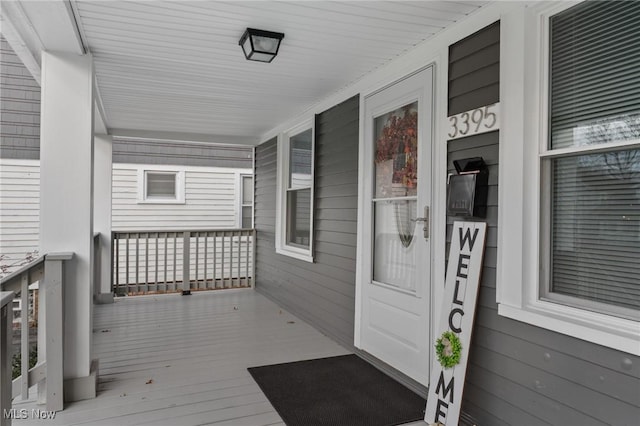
[0, 292, 13, 426]
[204, 233, 208, 289]
[214, 231, 218, 288]
[114, 233, 119, 294]
[236, 232, 241, 288]
[20, 273, 29, 400]
[145, 233, 149, 293]
[164, 233, 168, 291]
[245, 230, 250, 287]
[154, 233, 159, 292]
[135, 233, 140, 294]
[125, 233, 130, 293]
[195, 233, 200, 289]
[173, 233, 177, 291]
[221, 231, 226, 289]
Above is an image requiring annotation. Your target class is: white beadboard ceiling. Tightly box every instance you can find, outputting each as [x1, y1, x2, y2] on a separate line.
[18, 1, 489, 143]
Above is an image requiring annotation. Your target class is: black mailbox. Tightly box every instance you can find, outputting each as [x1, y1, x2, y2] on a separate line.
[447, 157, 488, 218]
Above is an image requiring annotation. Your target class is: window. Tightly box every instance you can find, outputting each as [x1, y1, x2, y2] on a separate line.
[276, 119, 315, 262]
[499, 1, 640, 354]
[240, 174, 253, 228]
[542, 1, 640, 318]
[138, 169, 185, 203]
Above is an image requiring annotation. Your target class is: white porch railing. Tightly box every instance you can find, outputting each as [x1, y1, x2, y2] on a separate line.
[0, 253, 71, 425]
[112, 229, 255, 296]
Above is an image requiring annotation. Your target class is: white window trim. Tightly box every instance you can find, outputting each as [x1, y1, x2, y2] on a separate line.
[275, 118, 315, 263]
[498, 2, 640, 356]
[137, 167, 185, 204]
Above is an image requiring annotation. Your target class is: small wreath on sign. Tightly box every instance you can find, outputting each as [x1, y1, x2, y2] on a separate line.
[435, 331, 462, 369]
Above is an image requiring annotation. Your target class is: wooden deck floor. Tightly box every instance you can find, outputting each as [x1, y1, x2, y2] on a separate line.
[14, 289, 425, 426]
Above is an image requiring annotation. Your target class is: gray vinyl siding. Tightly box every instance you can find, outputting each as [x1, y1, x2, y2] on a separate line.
[113, 138, 253, 168]
[447, 22, 640, 426]
[448, 21, 500, 116]
[0, 36, 40, 160]
[254, 95, 359, 349]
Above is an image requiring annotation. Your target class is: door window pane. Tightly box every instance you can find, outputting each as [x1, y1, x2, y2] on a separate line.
[374, 101, 418, 198]
[373, 199, 417, 292]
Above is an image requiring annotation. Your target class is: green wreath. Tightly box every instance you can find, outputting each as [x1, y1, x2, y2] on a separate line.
[435, 331, 462, 369]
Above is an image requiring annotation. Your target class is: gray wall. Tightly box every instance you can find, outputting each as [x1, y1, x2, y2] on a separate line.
[0, 36, 40, 160]
[113, 138, 253, 168]
[447, 22, 640, 426]
[254, 95, 359, 348]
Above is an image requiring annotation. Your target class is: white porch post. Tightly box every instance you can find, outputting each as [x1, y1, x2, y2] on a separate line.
[93, 134, 113, 304]
[39, 51, 98, 402]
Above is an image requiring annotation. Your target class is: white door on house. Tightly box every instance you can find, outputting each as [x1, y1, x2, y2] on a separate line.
[358, 67, 433, 385]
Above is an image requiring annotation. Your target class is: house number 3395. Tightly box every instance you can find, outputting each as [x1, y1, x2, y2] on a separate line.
[447, 103, 500, 140]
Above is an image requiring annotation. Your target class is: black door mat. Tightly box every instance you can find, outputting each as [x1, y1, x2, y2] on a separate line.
[248, 354, 426, 426]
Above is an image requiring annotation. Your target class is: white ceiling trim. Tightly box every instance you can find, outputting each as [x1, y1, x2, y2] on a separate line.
[0, 1, 43, 84]
[110, 128, 259, 146]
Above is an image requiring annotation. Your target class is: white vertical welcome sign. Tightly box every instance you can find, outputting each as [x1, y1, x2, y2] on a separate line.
[425, 221, 487, 425]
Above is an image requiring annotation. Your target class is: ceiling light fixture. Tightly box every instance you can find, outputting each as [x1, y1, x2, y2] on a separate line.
[239, 28, 285, 63]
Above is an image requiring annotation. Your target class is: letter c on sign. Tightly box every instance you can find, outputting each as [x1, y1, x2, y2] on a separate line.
[448, 308, 464, 333]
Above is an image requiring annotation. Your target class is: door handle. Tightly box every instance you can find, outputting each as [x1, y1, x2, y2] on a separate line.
[411, 206, 429, 239]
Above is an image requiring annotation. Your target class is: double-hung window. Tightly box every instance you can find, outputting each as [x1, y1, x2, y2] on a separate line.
[276, 119, 315, 262]
[542, 1, 640, 319]
[499, 1, 640, 354]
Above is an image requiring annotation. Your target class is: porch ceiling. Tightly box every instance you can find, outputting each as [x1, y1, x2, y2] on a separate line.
[6, 1, 488, 144]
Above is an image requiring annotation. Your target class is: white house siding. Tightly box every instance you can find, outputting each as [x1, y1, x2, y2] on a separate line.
[111, 164, 253, 290]
[0, 159, 40, 274]
[111, 163, 250, 231]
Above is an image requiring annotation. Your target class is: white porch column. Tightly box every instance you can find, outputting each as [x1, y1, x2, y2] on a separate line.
[93, 134, 113, 304]
[39, 51, 97, 401]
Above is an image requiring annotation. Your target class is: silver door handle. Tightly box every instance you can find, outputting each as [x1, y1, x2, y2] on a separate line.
[412, 207, 429, 239]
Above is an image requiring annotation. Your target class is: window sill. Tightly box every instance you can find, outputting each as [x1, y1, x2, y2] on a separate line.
[137, 199, 186, 205]
[498, 300, 640, 356]
[275, 246, 314, 263]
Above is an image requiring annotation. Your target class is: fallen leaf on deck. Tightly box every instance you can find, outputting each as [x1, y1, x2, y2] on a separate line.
[287, 321, 295, 324]
[145, 379, 154, 384]
[101, 329, 111, 333]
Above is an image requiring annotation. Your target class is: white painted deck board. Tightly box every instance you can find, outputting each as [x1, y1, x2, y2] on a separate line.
[14, 290, 350, 425]
[14, 290, 427, 425]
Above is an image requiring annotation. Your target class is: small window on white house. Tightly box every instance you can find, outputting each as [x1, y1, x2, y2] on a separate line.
[139, 170, 185, 204]
[542, 1, 640, 318]
[241, 174, 253, 228]
[276, 119, 315, 262]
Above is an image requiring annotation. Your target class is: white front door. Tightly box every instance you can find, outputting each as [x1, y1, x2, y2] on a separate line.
[358, 67, 433, 385]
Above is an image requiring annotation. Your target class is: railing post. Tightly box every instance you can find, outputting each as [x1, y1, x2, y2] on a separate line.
[251, 229, 257, 287]
[41, 254, 67, 412]
[0, 292, 14, 426]
[182, 232, 191, 295]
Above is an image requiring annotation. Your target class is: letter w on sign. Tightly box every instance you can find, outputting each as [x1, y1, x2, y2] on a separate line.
[425, 221, 487, 425]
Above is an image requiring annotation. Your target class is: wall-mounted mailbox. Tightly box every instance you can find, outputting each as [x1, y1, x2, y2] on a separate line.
[447, 157, 488, 218]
